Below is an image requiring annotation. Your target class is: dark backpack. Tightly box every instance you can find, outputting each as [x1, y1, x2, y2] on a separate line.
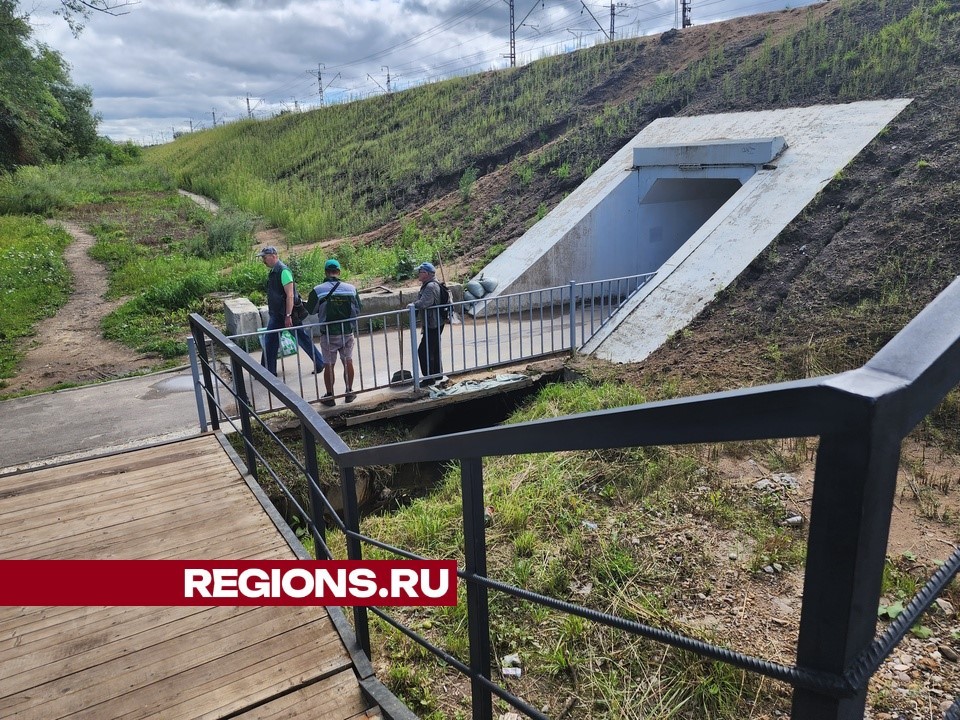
[433, 280, 451, 321]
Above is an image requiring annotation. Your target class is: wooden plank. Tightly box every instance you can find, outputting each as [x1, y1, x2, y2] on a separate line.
[0, 438, 217, 500]
[0, 437, 378, 720]
[344, 374, 533, 425]
[16, 493, 276, 559]
[0, 608, 342, 718]
[0, 490, 256, 558]
[231, 669, 374, 720]
[135, 631, 354, 720]
[0, 605, 208, 663]
[0, 452, 236, 525]
[1, 606, 248, 697]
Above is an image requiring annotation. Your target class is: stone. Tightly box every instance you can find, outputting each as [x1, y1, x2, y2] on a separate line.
[938, 645, 959, 662]
[934, 598, 956, 617]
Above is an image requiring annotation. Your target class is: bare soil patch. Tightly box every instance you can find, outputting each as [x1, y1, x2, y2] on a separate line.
[2, 221, 158, 394]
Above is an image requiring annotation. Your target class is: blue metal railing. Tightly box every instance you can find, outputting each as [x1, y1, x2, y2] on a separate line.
[187, 274, 960, 720]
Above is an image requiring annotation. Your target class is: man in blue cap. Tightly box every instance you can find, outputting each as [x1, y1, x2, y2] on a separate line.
[411, 261, 445, 385]
[257, 246, 324, 377]
[307, 259, 362, 405]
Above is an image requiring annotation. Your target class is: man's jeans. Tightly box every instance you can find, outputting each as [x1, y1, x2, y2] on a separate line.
[261, 314, 324, 376]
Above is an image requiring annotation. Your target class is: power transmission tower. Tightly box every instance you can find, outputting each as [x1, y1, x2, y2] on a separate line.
[382, 66, 392, 93]
[681, 0, 692, 27]
[188, 119, 193, 132]
[317, 64, 324, 105]
[246, 94, 252, 118]
[211, 109, 217, 127]
[610, 1, 626, 40]
[508, 0, 516, 67]
[508, 1, 546, 67]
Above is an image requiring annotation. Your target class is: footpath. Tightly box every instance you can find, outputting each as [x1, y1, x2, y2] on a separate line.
[0, 366, 201, 474]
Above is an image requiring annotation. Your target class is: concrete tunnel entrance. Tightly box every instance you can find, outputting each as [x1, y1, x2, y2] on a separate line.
[638, 177, 743, 271]
[474, 100, 913, 364]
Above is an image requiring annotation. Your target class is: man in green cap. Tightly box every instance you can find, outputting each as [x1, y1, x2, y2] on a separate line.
[307, 259, 362, 405]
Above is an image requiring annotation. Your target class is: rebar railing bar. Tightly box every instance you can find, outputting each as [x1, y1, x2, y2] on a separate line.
[847, 546, 960, 687]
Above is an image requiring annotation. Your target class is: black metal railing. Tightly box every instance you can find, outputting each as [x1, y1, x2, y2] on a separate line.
[187, 275, 960, 720]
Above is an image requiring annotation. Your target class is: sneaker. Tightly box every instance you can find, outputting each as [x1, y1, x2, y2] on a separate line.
[344, 389, 356, 403]
[321, 393, 335, 407]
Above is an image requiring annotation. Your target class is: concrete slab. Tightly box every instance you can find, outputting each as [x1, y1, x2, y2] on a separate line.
[583, 99, 912, 362]
[0, 366, 202, 473]
[475, 100, 910, 365]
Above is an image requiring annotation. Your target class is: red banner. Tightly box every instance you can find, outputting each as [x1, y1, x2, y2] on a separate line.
[0, 560, 458, 606]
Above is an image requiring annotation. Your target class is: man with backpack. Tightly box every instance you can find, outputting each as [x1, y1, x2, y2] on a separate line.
[257, 246, 324, 377]
[307, 259, 361, 405]
[410, 261, 448, 386]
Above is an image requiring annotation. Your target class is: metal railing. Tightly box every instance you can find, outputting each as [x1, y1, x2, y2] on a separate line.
[205, 273, 655, 417]
[187, 274, 960, 720]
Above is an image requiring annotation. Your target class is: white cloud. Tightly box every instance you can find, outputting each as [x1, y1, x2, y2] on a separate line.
[27, 0, 818, 143]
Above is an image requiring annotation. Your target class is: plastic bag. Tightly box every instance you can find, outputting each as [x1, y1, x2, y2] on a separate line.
[278, 330, 298, 357]
[258, 328, 298, 357]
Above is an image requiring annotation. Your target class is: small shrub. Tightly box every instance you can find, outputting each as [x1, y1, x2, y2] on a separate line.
[459, 166, 478, 201]
[193, 209, 255, 258]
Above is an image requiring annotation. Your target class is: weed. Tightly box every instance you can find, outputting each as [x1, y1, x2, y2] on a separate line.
[191, 208, 255, 258]
[459, 166, 479, 201]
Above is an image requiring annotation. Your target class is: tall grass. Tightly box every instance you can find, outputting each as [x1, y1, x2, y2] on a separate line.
[0, 217, 72, 380]
[340, 380, 800, 718]
[0, 156, 174, 215]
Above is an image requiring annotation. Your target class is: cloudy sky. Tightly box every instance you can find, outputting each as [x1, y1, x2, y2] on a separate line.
[28, 0, 819, 144]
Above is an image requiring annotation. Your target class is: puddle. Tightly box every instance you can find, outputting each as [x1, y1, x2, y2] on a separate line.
[140, 375, 195, 400]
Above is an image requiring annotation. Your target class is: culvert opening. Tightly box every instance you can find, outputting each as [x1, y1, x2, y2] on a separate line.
[355, 369, 564, 516]
[638, 177, 743, 269]
[249, 369, 566, 528]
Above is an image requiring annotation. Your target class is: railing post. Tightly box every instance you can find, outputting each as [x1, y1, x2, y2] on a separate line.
[408, 303, 421, 390]
[302, 429, 326, 558]
[186, 336, 208, 433]
[792, 425, 903, 719]
[461, 457, 492, 720]
[568, 280, 577, 354]
[190, 322, 220, 431]
[229, 355, 258, 480]
[340, 465, 371, 657]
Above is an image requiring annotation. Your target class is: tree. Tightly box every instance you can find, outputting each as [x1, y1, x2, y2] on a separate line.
[54, 0, 139, 37]
[0, 0, 102, 170]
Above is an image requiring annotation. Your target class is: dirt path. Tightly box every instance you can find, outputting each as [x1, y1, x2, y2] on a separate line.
[2, 221, 157, 395]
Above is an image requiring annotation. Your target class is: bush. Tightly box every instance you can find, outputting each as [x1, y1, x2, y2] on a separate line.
[191, 209, 255, 259]
[93, 138, 143, 166]
[0, 167, 67, 215]
[140, 272, 219, 311]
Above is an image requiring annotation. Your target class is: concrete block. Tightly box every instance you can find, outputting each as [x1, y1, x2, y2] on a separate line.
[223, 297, 261, 336]
[633, 137, 787, 167]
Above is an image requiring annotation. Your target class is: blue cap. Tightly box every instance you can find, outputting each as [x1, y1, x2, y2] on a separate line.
[325, 259, 341, 271]
[256, 246, 278, 257]
[417, 262, 436, 274]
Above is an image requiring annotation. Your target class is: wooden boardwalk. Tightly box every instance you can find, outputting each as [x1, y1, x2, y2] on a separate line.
[0, 434, 384, 720]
